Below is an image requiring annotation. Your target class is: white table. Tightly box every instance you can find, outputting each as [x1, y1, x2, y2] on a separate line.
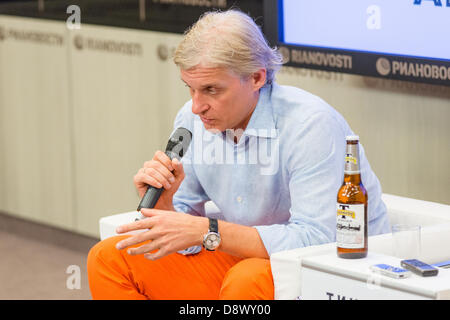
[301, 252, 450, 300]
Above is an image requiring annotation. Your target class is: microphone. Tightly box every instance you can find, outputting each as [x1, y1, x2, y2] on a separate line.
[136, 127, 192, 219]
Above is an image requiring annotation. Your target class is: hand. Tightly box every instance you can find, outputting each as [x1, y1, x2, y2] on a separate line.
[115, 208, 208, 260]
[133, 151, 185, 210]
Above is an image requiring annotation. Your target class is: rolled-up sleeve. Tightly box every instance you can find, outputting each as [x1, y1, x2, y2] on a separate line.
[254, 112, 347, 255]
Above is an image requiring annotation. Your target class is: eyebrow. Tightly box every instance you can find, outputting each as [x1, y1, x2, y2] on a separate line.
[181, 79, 221, 89]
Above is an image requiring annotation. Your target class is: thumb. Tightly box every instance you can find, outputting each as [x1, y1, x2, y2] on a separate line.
[172, 158, 185, 178]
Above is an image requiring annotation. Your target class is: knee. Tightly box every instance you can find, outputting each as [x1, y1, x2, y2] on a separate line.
[87, 235, 129, 273]
[219, 258, 274, 300]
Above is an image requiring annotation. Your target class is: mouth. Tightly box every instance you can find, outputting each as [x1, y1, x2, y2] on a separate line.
[200, 116, 215, 124]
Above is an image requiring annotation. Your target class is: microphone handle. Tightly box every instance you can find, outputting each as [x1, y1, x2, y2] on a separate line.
[136, 186, 163, 212]
[136, 150, 179, 215]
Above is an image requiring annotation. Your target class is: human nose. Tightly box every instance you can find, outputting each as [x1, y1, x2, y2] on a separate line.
[191, 91, 209, 115]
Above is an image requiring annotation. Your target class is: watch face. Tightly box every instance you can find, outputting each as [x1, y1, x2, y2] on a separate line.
[204, 232, 221, 250]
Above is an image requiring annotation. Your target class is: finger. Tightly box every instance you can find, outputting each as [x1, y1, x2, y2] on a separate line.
[143, 159, 176, 182]
[143, 238, 168, 260]
[115, 229, 155, 250]
[153, 150, 174, 171]
[139, 169, 163, 188]
[116, 217, 156, 235]
[140, 208, 166, 218]
[143, 166, 173, 190]
[171, 158, 185, 179]
[144, 249, 167, 261]
[151, 162, 176, 186]
[127, 239, 161, 256]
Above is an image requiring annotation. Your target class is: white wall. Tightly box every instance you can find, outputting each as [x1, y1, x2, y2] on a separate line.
[277, 68, 450, 205]
[0, 15, 189, 237]
[0, 16, 74, 229]
[0, 15, 448, 238]
[68, 24, 188, 236]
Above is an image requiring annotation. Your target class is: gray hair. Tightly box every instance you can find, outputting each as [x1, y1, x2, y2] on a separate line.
[173, 9, 283, 85]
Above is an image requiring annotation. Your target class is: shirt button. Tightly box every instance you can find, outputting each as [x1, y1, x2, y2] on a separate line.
[236, 196, 242, 203]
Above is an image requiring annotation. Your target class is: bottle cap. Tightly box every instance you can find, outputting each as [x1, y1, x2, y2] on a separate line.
[346, 135, 359, 141]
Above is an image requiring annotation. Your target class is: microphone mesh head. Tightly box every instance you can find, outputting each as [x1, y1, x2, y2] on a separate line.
[165, 127, 192, 160]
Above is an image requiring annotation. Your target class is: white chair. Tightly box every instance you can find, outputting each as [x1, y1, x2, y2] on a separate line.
[98, 201, 222, 241]
[99, 193, 450, 300]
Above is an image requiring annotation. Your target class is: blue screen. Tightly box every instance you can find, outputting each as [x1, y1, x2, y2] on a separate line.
[280, 0, 450, 61]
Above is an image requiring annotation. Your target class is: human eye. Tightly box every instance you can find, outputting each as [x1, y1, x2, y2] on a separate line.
[205, 86, 218, 95]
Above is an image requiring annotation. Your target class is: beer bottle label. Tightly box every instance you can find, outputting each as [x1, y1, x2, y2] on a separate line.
[336, 203, 365, 249]
[344, 143, 360, 174]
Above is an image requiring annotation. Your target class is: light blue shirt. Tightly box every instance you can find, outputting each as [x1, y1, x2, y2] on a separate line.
[172, 83, 390, 256]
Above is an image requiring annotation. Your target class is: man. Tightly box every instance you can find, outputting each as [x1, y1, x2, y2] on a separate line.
[87, 9, 390, 300]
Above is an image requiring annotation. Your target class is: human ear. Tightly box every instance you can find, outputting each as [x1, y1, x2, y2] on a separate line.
[252, 69, 267, 91]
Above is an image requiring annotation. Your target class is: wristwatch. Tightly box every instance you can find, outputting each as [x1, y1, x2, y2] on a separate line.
[202, 218, 221, 251]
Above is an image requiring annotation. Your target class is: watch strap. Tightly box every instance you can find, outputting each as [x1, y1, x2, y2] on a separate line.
[209, 218, 218, 233]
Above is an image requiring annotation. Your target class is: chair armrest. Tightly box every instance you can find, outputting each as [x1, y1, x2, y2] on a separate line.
[99, 211, 145, 240]
[382, 193, 450, 226]
[270, 243, 335, 300]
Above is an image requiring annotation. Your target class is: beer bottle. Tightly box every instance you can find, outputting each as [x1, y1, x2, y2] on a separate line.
[336, 135, 368, 259]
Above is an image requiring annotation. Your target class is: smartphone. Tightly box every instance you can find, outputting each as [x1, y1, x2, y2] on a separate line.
[400, 259, 439, 277]
[370, 264, 412, 279]
[432, 260, 450, 269]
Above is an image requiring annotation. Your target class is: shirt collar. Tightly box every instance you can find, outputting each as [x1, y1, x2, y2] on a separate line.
[201, 84, 278, 141]
[242, 84, 277, 139]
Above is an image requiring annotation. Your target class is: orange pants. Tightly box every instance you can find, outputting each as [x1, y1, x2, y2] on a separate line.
[87, 235, 274, 300]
